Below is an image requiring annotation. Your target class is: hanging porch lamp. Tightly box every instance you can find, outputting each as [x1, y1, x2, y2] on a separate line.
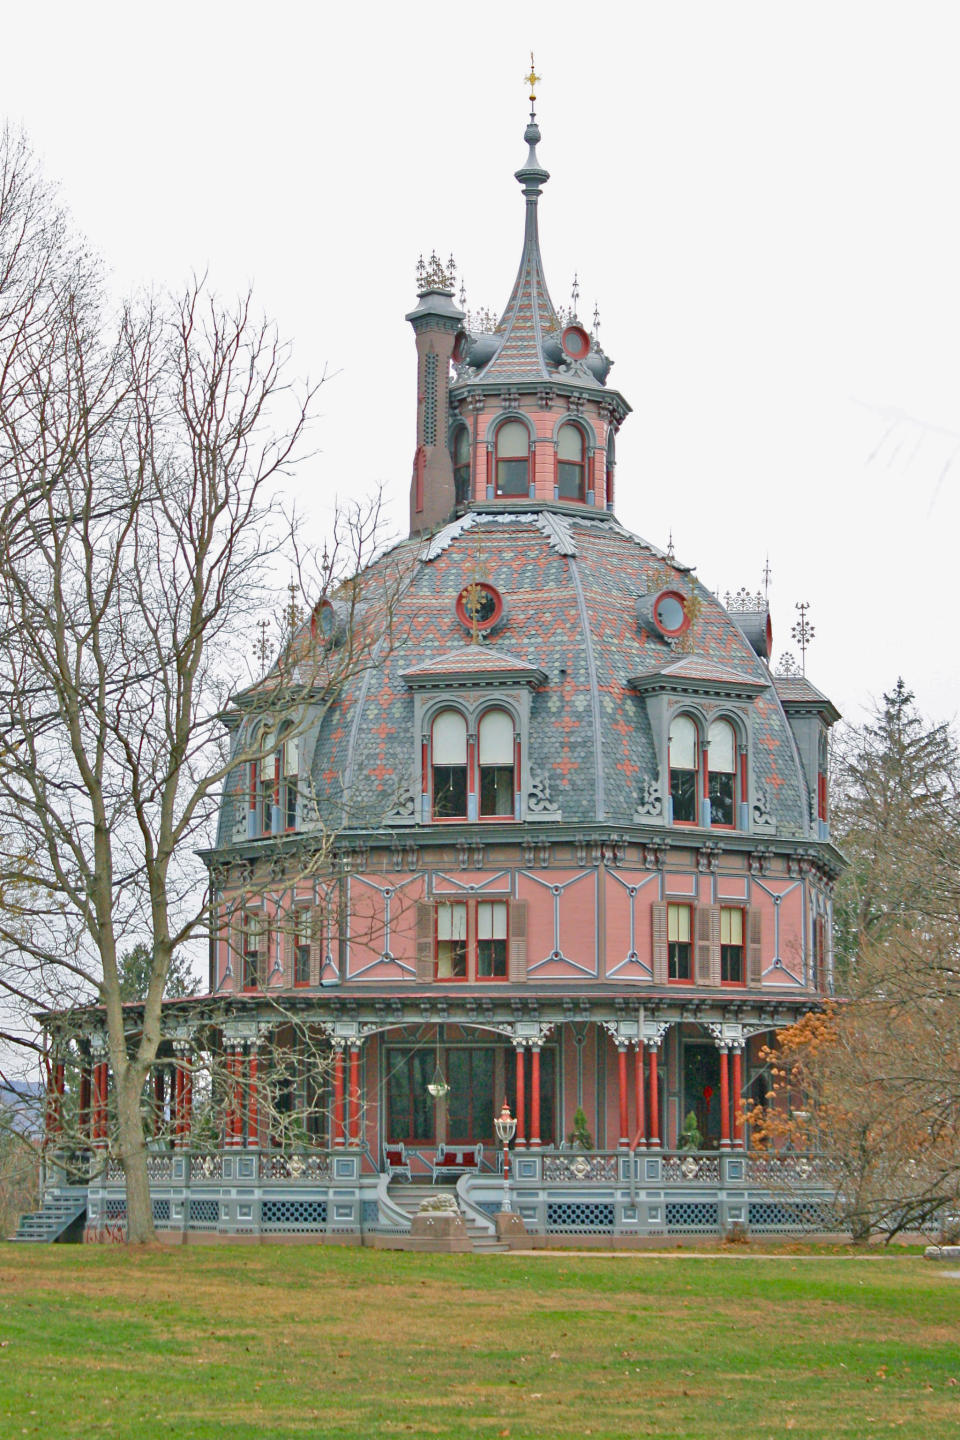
[426, 1029, 449, 1099]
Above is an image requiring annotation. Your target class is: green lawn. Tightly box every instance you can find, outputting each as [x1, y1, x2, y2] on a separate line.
[0, 1245, 958, 1439]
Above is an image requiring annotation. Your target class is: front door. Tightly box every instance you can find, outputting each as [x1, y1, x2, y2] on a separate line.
[682, 1042, 721, 1148]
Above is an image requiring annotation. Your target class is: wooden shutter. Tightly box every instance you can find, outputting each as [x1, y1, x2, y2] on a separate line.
[696, 904, 721, 985]
[652, 902, 668, 984]
[416, 902, 435, 983]
[747, 908, 763, 985]
[814, 914, 826, 992]
[508, 900, 528, 981]
[310, 904, 325, 986]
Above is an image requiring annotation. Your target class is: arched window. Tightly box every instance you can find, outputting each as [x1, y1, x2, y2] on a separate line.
[256, 727, 277, 836]
[495, 420, 530, 497]
[605, 430, 616, 508]
[432, 710, 467, 819]
[557, 424, 585, 501]
[452, 425, 471, 506]
[279, 726, 299, 831]
[669, 715, 699, 825]
[707, 719, 737, 827]
[478, 709, 515, 817]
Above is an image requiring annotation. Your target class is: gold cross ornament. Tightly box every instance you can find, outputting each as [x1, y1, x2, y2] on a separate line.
[525, 53, 540, 102]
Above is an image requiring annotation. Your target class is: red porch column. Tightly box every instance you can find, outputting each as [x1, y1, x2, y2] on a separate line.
[647, 1045, 660, 1149]
[529, 1046, 542, 1148]
[173, 1062, 184, 1144]
[93, 1060, 108, 1145]
[332, 1045, 345, 1148]
[731, 1047, 744, 1149]
[348, 1045, 361, 1147]
[153, 1067, 165, 1138]
[515, 1045, 526, 1147]
[617, 1045, 629, 1148]
[247, 1047, 259, 1149]
[634, 1042, 646, 1148]
[182, 1055, 193, 1145]
[226, 1048, 243, 1147]
[79, 1064, 91, 1142]
[719, 1047, 731, 1149]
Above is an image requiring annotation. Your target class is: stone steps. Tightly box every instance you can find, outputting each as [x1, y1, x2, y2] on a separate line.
[10, 1190, 87, 1244]
[387, 1181, 508, 1253]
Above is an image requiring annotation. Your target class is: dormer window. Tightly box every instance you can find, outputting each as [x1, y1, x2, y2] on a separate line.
[431, 709, 468, 818]
[557, 423, 585, 502]
[669, 715, 699, 825]
[495, 421, 530, 497]
[478, 709, 516, 817]
[706, 719, 737, 827]
[452, 425, 471, 506]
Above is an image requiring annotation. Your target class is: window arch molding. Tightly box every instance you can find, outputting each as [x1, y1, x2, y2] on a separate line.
[418, 695, 526, 824]
[664, 707, 748, 830]
[485, 411, 537, 500]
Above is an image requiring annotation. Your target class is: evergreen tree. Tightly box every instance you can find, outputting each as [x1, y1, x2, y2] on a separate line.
[831, 678, 960, 976]
[117, 944, 196, 1002]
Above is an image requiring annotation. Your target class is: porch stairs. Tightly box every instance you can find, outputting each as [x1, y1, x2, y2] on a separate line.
[387, 1182, 508, 1253]
[10, 1187, 87, 1244]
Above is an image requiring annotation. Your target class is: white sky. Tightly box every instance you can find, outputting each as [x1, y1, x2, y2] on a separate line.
[4, 1, 960, 728]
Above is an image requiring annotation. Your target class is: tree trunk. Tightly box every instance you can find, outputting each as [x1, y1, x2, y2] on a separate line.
[115, 1070, 156, 1244]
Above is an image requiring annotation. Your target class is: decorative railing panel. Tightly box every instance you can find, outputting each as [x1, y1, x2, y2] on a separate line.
[662, 1154, 720, 1184]
[542, 1153, 620, 1183]
[743, 1154, 828, 1186]
[262, 1153, 332, 1182]
[190, 1153, 225, 1181]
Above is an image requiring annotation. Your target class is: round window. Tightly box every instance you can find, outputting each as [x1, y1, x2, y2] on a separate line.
[560, 324, 590, 360]
[654, 589, 689, 636]
[456, 582, 503, 632]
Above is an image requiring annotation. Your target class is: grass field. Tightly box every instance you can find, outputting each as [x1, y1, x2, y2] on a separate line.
[0, 1244, 957, 1439]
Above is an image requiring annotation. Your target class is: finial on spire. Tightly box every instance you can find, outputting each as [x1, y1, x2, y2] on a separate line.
[570, 272, 580, 318]
[525, 52, 540, 120]
[592, 301, 601, 337]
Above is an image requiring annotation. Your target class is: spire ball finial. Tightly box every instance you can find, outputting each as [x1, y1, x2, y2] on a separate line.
[525, 52, 540, 118]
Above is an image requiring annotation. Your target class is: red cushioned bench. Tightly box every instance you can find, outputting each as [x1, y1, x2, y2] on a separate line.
[383, 1142, 412, 1181]
[432, 1143, 483, 1183]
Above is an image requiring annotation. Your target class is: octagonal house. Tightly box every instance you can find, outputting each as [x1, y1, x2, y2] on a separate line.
[39, 100, 843, 1247]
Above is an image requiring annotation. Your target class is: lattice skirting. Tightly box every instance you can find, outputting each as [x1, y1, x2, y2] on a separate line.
[546, 1201, 616, 1232]
[260, 1199, 328, 1232]
[188, 1198, 220, 1227]
[748, 1200, 839, 1231]
[664, 1201, 720, 1232]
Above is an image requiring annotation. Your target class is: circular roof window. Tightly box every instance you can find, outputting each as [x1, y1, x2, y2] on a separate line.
[653, 589, 689, 637]
[456, 582, 503, 633]
[560, 324, 590, 361]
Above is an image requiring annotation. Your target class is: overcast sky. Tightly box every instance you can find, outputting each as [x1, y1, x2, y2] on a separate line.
[4, 1, 960, 728]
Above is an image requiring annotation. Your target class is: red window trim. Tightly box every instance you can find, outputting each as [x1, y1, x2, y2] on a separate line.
[433, 897, 510, 983]
[430, 708, 519, 824]
[666, 902, 693, 984]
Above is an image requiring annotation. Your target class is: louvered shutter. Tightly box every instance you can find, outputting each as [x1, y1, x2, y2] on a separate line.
[508, 900, 528, 981]
[652, 902, 668, 984]
[814, 914, 826, 992]
[416, 902, 435, 983]
[695, 905, 721, 985]
[310, 904, 325, 985]
[747, 908, 763, 985]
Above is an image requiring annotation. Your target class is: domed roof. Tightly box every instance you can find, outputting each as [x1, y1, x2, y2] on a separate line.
[215, 505, 813, 847]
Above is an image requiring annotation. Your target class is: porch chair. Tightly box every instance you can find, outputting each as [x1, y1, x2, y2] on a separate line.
[383, 1141, 412, 1181]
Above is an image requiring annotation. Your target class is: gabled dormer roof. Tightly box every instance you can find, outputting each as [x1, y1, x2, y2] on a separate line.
[628, 654, 771, 700]
[401, 643, 547, 691]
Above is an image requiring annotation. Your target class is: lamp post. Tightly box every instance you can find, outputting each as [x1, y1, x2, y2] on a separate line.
[494, 1100, 517, 1212]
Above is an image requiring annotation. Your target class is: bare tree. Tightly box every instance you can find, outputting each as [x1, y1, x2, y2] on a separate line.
[0, 128, 403, 1242]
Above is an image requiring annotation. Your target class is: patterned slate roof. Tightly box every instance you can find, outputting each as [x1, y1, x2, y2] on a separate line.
[216, 506, 830, 847]
[774, 675, 840, 721]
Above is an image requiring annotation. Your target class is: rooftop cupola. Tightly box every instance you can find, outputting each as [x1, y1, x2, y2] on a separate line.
[408, 63, 632, 537]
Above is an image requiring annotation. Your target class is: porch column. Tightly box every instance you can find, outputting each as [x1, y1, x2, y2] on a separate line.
[514, 1045, 526, 1147]
[348, 1044, 362, 1147]
[719, 1046, 731, 1149]
[617, 1045, 629, 1148]
[332, 1044, 345, 1148]
[529, 1045, 541, 1148]
[92, 1059, 108, 1145]
[79, 1063, 91, 1142]
[247, 1044, 260, 1149]
[153, 1067, 165, 1138]
[226, 1046, 243, 1147]
[647, 1044, 660, 1149]
[46, 1057, 64, 1140]
[731, 1046, 744, 1149]
[182, 1054, 193, 1145]
[173, 1062, 184, 1144]
[633, 1042, 646, 1148]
